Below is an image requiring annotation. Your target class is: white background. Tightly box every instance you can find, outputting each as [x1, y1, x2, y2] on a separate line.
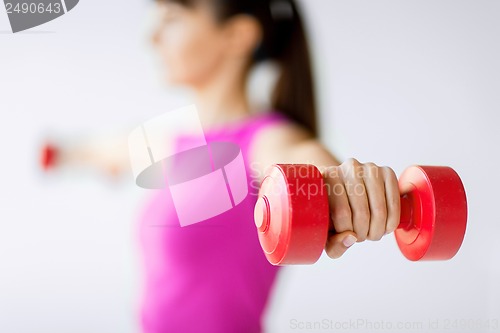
[1, 1, 499, 332]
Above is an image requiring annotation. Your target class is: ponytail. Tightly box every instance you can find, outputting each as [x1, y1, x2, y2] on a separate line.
[267, 1, 317, 137]
[247, 0, 317, 136]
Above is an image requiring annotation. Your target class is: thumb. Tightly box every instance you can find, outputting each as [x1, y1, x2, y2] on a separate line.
[325, 231, 358, 259]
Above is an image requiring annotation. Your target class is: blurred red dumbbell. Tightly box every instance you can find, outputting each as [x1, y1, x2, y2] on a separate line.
[40, 143, 59, 171]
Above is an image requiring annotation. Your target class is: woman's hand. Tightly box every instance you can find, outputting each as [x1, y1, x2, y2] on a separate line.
[323, 158, 401, 259]
[39, 132, 131, 179]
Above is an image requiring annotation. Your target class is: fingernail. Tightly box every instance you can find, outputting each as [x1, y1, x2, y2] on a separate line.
[342, 235, 357, 248]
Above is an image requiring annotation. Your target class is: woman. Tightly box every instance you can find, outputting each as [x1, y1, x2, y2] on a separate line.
[137, 0, 400, 332]
[43, 0, 400, 331]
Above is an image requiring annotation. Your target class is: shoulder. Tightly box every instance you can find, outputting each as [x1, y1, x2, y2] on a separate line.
[253, 118, 312, 152]
[248, 112, 341, 176]
[249, 114, 314, 172]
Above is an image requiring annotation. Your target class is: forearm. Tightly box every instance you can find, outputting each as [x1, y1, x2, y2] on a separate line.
[42, 130, 131, 178]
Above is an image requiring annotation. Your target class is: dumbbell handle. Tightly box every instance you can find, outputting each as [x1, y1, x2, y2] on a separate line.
[255, 185, 415, 234]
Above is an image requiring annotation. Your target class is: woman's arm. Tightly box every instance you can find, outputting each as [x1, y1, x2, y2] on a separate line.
[250, 122, 401, 260]
[41, 130, 131, 179]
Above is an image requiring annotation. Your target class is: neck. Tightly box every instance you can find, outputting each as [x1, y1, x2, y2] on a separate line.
[193, 64, 253, 129]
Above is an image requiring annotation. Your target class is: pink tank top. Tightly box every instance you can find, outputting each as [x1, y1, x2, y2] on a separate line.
[136, 111, 289, 333]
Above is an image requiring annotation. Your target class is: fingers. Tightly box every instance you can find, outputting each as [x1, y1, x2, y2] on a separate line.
[339, 158, 370, 241]
[363, 163, 388, 241]
[382, 166, 401, 234]
[323, 166, 352, 234]
[325, 231, 358, 259]
[323, 159, 401, 260]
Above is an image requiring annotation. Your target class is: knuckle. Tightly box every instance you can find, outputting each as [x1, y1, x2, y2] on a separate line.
[356, 233, 367, 242]
[323, 165, 338, 178]
[352, 207, 370, 241]
[386, 226, 397, 235]
[341, 158, 360, 173]
[388, 196, 401, 211]
[387, 217, 400, 232]
[354, 206, 370, 222]
[331, 207, 352, 224]
[364, 162, 378, 172]
[345, 157, 359, 165]
[393, 196, 401, 208]
[367, 231, 384, 241]
[364, 163, 379, 179]
[371, 203, 388, 220]
[382, 166, 397, 179]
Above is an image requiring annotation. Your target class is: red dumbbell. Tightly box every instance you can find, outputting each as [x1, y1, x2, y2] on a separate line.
[40, 143, 59, 171]
[254, 164, 467, 265]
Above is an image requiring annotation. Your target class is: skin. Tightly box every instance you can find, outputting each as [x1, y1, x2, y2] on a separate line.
[149, 1, 401, 259]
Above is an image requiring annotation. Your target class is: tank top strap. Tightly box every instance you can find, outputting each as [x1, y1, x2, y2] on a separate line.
[235, 111, 290, 155]
[189, 111, 290, 166]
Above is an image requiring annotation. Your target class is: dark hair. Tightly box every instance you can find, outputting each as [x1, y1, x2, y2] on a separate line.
[159, 0, 318, 136]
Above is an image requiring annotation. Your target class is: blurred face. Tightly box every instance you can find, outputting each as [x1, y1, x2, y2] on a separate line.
[151, 1, 229, 87]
